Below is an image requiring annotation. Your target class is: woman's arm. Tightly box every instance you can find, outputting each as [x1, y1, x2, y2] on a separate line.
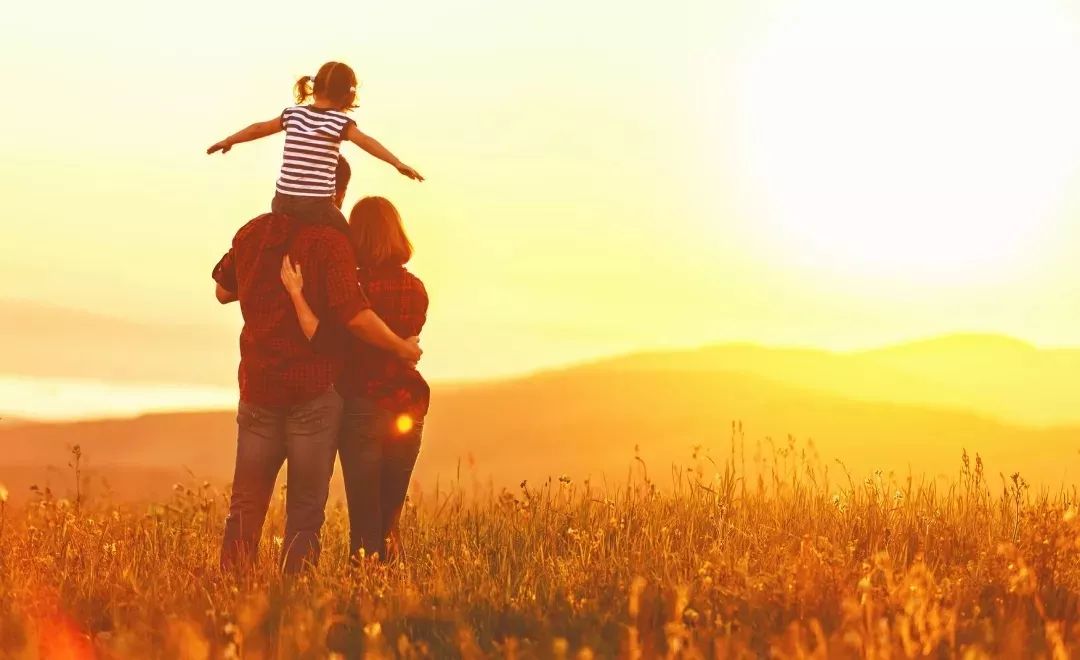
[280, 256, 321, 339]
[344, 124, 424, 181]
[207, 117, 283, 155]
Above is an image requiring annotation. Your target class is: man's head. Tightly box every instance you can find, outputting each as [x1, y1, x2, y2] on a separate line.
[334, 156, 352, 209]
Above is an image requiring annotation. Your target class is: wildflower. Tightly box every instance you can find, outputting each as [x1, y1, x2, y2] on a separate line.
[559, 475, 571, 485]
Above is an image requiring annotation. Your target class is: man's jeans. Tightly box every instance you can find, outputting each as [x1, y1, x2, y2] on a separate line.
[339, 396, 424, 560]
[220, 387, 342, 574]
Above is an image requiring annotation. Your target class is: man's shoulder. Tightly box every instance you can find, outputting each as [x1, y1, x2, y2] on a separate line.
[232, 212, 283, 245]
[292, 225, 352, 254]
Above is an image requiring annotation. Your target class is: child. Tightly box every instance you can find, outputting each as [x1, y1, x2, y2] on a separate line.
[207, 61, 423, 231]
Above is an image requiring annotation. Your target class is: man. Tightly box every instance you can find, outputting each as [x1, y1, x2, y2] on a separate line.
[213, 158, 420, 573]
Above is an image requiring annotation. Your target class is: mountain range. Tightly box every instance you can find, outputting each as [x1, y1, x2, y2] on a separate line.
[2, 333, 1078, 504]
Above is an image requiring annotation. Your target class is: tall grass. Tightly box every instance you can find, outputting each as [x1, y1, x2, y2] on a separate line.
[1, 436, 1078, 658]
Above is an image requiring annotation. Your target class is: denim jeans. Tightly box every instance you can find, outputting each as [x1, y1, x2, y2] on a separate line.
[271, 192, 348, 233]
[338, 396, 424, 560]
[220, 387, 343, 573]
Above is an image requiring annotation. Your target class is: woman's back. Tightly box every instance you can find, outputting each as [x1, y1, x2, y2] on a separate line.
[340, 265, 429, 415]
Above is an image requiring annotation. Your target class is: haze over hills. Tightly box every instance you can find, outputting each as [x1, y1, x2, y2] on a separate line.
[591, 333, 1080, 427]
[2, 335, 1079, 504]
[5, 301, 1080, 427]
[0, 299, 237, 387]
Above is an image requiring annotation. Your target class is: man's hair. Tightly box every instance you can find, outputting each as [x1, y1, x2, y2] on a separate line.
[349, 196, 414, 267]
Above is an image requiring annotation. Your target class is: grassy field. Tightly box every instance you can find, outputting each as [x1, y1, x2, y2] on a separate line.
[1, 441, 1079, 658]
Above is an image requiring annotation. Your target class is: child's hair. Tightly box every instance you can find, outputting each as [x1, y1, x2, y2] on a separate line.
[294, 61, 359, 110]
[349, 197, 414, 267]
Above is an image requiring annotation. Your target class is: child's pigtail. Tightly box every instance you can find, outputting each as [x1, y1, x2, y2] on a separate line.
[294, 75, 313, 104]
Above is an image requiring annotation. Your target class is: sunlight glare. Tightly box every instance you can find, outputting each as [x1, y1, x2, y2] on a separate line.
[395, 414, 415, 435]
[732, 0, 1080, 281]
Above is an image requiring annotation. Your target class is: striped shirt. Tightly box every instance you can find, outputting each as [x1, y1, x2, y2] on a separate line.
[276, 105, 355, 198]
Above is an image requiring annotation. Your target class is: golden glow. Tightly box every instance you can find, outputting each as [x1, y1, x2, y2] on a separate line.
[395, 414, 415, 435]
[730, 0, 1080, 282]
[3, 0, 1080, 421]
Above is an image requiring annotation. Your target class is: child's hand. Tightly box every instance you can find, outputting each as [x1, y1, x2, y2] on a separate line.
[207, 140, 232, 155]
[396, 163, 424, 181]
[280, 255, 304, 295]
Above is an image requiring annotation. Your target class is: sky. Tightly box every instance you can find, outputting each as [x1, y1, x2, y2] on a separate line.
[4, 0, 1080, 418]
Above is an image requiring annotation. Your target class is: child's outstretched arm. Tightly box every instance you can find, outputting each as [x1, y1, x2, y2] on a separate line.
[344, 124, 424, 181]
[207, 117, 283, 155]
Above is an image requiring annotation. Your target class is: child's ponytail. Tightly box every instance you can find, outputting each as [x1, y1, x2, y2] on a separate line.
[294, 75, 313, 104]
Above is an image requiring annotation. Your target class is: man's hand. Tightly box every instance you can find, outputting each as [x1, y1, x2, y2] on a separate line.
[396, 163, 424, 182]
[280, 255, 304, 295]
[207, 140, 232, 155]
[398, 336, 422, 365]
[215, 283, 238, 304]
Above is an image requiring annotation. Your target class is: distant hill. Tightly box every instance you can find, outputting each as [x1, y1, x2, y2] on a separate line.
[2, 359, 1078, 504]
[4, 301, 1079, 429]
[0, 299, 236, 387]
[590, 333, 1080, 427]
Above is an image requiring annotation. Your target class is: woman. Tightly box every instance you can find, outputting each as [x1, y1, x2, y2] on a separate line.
[280, 196, 429, 562]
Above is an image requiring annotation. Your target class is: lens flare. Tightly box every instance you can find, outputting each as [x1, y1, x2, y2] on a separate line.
[395, 414, 414, 435]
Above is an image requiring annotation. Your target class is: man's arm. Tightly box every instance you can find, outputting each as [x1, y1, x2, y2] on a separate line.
[212, 251, 239, 304]
[345, 310, 422, 363]
[284, 253, 418, 360]
[216, 283, 238, 305]
[302, 235, 422, 362]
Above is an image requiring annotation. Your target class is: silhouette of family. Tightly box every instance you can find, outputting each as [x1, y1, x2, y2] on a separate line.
[208, 61, 427, 572]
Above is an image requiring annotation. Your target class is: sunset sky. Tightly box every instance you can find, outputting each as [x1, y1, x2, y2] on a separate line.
[4, 0, 1080, 418]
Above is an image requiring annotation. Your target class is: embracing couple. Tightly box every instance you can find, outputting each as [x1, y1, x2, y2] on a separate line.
[208, 61, 428, 573]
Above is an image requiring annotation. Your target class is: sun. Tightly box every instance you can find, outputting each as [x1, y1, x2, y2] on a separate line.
[731, 0, 1080, 282]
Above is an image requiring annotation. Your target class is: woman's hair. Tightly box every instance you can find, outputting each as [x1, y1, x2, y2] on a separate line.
[349, 197, 414, 267]
[294, 61, 359, 110]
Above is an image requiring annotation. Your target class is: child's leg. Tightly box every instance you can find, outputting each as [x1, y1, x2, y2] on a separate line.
[271, 194, 349, 234]
[319, 204, 350, 234]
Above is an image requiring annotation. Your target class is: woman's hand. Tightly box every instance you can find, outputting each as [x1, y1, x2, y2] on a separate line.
[396, 163, 424, 181]
[206, 140, 232, 155]
[280, 255, 304, 295]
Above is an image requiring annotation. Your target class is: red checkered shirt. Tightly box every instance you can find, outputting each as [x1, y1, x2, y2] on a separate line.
[314, 265, 430, 415]
[213, 213, 370, 408]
